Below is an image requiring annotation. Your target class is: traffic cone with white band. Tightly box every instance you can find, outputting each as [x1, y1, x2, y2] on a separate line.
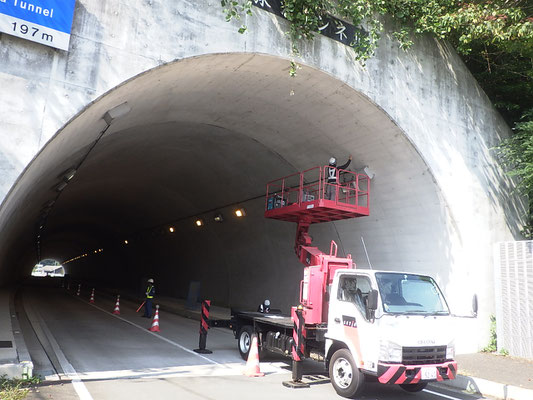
[243, 334, 264, 377]
[89, 288, 95, 303]
[76, 284, 81, 296]
[113, 295, 121, 315]
[149, 305, 160, 332]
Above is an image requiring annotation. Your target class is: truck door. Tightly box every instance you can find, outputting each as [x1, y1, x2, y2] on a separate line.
[330, 273, 377, 371]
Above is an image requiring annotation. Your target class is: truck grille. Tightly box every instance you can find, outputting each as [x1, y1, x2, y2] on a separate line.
[402, 346, 447, 365]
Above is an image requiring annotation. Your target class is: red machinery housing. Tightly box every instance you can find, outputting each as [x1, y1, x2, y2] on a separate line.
[264, 165, 370, 325]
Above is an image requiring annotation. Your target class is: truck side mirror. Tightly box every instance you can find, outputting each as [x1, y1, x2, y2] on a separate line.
[367, 289, 378, 311]
[472, 294, 478, 317]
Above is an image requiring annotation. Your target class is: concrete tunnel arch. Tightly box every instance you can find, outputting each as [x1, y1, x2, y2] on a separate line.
[0, 0, 525, 351]
[2, 52, 460, 313]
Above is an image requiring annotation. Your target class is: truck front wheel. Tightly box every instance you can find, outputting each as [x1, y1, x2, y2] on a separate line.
[238, 325, 254, 360]
[329, 348, 364, 398]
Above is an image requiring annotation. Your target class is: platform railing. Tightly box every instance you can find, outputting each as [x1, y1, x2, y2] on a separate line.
[265, 166, 370, 211]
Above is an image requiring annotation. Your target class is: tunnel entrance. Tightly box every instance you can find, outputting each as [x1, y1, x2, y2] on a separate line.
[0, 53, 451, 317]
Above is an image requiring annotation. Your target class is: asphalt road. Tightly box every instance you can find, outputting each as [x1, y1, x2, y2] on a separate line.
[18, 284, 488, 400]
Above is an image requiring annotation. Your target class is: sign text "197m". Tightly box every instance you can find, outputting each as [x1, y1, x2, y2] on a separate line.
[11, 21, 53, 42]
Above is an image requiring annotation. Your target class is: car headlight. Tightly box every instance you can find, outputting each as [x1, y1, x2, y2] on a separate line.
[379, 340, 402, 363]
[446, 341, 455, 360]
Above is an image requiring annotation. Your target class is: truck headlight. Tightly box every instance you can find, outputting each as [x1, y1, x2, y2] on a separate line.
[379, 340, 402, 363]
[446, 341, 455, 360]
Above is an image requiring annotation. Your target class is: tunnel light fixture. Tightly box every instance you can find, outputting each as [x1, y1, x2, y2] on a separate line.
[195, 218, 204, 227]
[56, 181, 68, 192]
[214, 213, 224, 223]
[43, 200, 56, 208]
[103, 102, 131, 125]
[169, 227, 175, 233]
[234, 208, 246, 218]
[363, 166, 375, 180]
[124, 240, 129, 245]
[62, 168, 77, 182]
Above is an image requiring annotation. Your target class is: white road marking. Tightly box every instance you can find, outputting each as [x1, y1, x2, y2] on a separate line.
[76, 296, 224, 366]
[25, 296, 94, 400]
[73, 295, 289, 379]
[75, 362, 287, 381]
[423, 388, 480, 400]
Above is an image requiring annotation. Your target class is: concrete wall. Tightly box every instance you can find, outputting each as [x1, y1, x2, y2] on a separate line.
[0, 0, 524, 351]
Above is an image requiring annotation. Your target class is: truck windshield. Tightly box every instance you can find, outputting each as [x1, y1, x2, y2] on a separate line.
[375, 273, 449, 315]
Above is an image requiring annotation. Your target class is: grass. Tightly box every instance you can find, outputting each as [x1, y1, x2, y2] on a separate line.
[0, 375, 41, 400]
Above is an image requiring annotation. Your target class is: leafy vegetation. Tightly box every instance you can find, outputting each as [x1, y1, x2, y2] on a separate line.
[482, 314, 498, 352]
[220, 0, 533, 228]
[496, 111, 533, 235]
[0, 375, 41, 400]
[481, 314, 510, 355]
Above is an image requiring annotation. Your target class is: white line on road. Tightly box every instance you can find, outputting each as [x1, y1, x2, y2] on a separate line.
[25, 296, 94, 400]
[75, 296, 225, 366]
[423, 388, 481, 400]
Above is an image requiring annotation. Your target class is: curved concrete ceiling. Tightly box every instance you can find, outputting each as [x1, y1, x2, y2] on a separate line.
[0, 53, 431, 294]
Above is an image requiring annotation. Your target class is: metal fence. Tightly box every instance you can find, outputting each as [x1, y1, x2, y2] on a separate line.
[494, 241, 533, 359]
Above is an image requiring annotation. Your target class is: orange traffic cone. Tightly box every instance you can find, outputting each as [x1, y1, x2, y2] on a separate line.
[243, 334, 264, 377]
[149, 305, 160, 332]
[76, 284, 81, 296]
[112, 295, 121, 315]
[89, 288, 95, 303]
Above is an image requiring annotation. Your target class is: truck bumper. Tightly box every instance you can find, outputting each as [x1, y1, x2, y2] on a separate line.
[377, 361, 457, 384]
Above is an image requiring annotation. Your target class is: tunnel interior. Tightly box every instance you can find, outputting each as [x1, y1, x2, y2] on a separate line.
[0, 53, 453, 312]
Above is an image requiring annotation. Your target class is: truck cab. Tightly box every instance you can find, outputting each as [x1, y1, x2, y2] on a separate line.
[326, 269, 457, 397]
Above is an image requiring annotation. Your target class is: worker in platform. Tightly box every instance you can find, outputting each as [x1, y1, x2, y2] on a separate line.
[143, 278, 156, 318]
[326, 155, 352, 200]
[257, 299, 271, 313]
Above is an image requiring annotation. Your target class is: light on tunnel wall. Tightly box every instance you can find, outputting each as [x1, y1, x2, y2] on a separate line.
[62, 168, 77, 182]
[56, 181, 68, 192]
[234, 208, 246, 218]
[195, 218, 204, 227]
[363, 166, 375, 180]
[214, 213, 224, 223]
[124, 240, 129, 245]
[103, 102, 131, 125]
[169, 227, 175, 233]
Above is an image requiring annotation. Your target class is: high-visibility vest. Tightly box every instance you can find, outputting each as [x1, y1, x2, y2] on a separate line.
[146, 285, 154, 299]
[327, 166, 337, 183]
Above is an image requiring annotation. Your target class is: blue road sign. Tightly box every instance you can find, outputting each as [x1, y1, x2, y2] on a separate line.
[0, 0, 76, 50]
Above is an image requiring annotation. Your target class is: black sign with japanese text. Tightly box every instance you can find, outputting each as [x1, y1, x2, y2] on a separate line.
[252, 0, 368, 48]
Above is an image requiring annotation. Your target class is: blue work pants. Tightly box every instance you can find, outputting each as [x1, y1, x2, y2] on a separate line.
[144, 298, 153, 317]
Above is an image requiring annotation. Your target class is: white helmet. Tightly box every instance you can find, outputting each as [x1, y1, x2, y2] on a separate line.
[264, 299, 271, 306]
[147, 278, 154, 283]
[329, 157, 336, 165]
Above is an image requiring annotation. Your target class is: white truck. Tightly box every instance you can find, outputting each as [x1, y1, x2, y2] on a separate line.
[231, 166, 459, 397]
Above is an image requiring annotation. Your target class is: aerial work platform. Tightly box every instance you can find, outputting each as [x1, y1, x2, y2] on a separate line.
[264, 165, 370, 223]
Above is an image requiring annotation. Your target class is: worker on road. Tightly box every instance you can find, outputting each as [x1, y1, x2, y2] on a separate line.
[143, 278, 155, 318]
[257, 299, 271, 313]
[326, 155, 352, 200]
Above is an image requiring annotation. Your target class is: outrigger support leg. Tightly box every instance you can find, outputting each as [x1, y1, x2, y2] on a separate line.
[282, 306, 310, 389]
